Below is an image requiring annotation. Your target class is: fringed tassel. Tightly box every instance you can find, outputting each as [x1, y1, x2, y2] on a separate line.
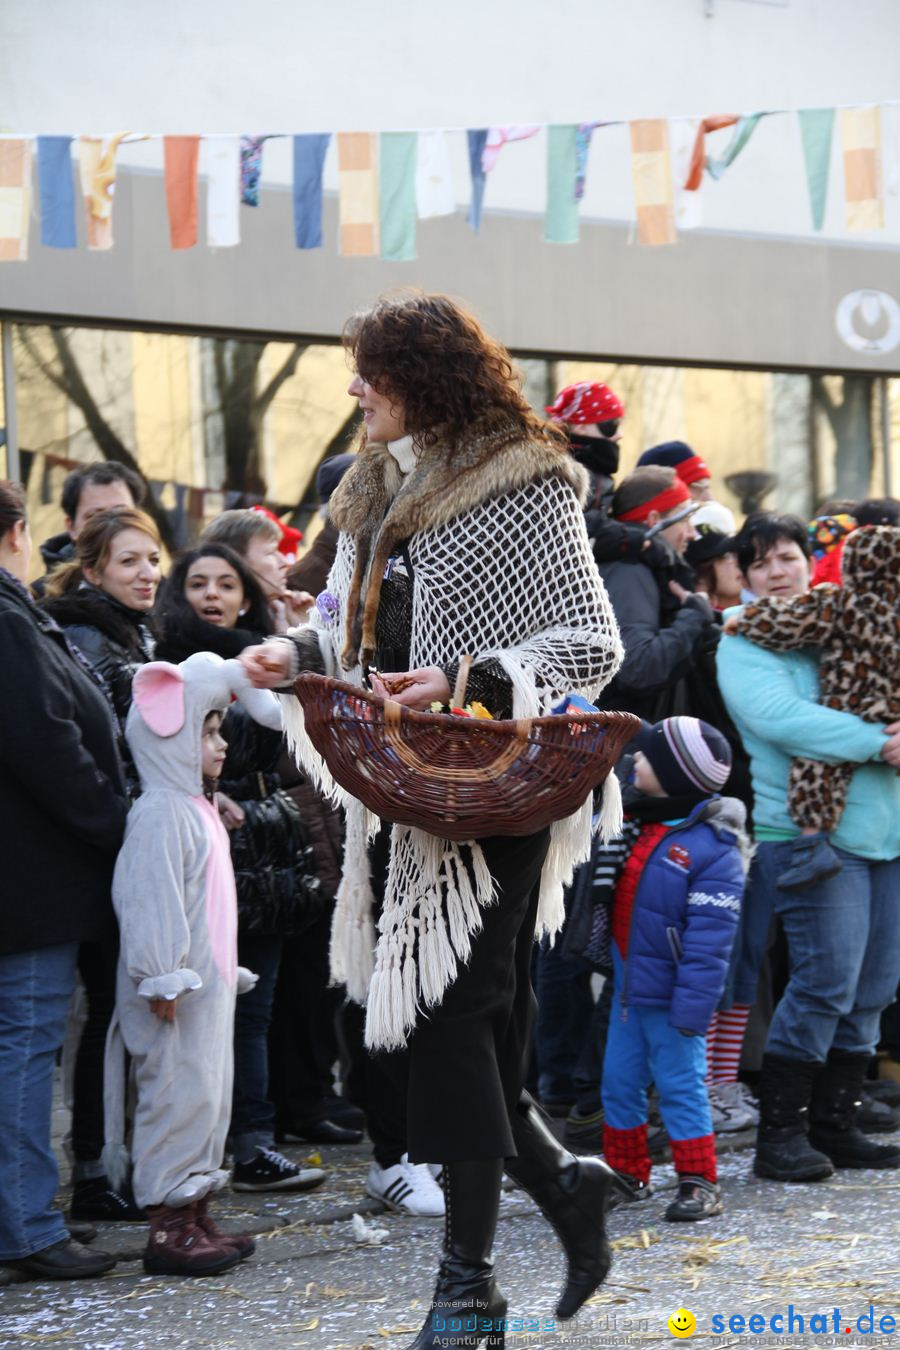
[596, 770, 624, 842]
[329, 798, 376, 1003]
[536, 792, 594, 942]
[418, 888, 460, 1008]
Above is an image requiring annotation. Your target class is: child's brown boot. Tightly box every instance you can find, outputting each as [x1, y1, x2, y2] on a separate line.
[195, 1194, 255, 1259]
[143, 1203, 243, 1276]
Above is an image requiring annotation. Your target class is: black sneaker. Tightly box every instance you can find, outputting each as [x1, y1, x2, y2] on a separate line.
[231, 1146, 326, 1193]
[665, 1175, 723, 1222]
[69, 1177, 144, 1222]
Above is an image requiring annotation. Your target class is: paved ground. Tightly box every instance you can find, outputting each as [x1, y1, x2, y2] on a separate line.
[2, 1115, 899, 1350]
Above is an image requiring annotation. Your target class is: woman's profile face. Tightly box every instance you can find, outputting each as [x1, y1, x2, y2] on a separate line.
[348, 374, 407, 443]
[184, 555, 246, 629]
[712, 552, 743, 601]
[85, 527, 161, 612]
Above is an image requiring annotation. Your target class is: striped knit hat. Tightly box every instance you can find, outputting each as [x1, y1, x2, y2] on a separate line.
[638, 716, 731, 797]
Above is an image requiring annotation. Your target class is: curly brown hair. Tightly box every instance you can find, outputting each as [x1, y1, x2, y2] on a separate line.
[343, 290, 566, 450]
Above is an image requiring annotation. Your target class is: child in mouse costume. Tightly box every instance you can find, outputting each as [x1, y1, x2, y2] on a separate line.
[104, 652, 286, 1276]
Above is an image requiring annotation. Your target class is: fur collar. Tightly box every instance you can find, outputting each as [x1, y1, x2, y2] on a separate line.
[43, 586, 152, 655]
[329, 411, 587, 669]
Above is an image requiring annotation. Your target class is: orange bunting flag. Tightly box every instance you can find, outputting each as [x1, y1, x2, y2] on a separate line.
[78, 134, 129, 249]
[163, 136, 200, 249]
[683, 115, 739, 191]
[0, 139, 32, 261]
[337, 132, 379, 256]
[840, 106, 883, 231]
[629, 120, 676, 246]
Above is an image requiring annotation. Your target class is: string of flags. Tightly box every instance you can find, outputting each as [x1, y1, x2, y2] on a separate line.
[1, 104, 898, 263]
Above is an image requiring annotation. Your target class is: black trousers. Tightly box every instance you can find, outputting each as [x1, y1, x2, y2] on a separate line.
[72, 935, 119, 1163]
[404, 828, 550, 1163]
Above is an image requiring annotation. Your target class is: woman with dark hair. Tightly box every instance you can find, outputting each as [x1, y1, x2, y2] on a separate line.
[156, 545, 326, 1196]
[42, 506, 160, 1222]
[0, 481, 126, 1281]
[243, 291, 625, 1346]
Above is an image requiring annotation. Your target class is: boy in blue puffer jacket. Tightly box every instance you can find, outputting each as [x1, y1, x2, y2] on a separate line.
[601, 716, 748, 1221]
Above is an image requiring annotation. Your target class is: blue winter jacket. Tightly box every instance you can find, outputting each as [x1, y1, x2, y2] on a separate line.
[618, 797, 747, 1036]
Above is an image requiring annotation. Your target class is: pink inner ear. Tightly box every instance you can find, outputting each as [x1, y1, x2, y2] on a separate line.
[133, 663, 186, 736]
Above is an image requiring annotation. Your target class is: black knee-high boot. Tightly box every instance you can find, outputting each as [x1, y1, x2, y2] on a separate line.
[408, 1158, 507, 1350]
[504, 1097, 624, 1320]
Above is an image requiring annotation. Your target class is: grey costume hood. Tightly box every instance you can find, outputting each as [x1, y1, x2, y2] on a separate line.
[125, 651, 282, 796]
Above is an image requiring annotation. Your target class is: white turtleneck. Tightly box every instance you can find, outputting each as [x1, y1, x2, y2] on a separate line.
[387, 434, 418, 475]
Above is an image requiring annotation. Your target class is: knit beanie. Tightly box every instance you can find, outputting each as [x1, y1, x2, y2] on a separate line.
[638, 716, 732, 798]
[637, 440, 711, 488]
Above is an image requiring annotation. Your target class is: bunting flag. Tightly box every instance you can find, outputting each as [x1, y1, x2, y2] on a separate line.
[798, 109, 835, 231]
[163, 136, 200, 249]
[629, 119, 676, 246]
[670, 119, 703, 230]
[206, 136, 240, 247]
[466, 129, 488, 233]
[0, 139, 32, 261]
[545, 125, 580, 244]
[292, 133, 330, 249]
[840, 106, 883, 230]
[482, 125, 541, 173]
[416, 130, 455, 218]
[706, 113, 763, 180]
[683, 115, 739, 191]
[78, 134, 128, 249]
[575, 122, 602, 200]
[379, 132, 417, 262]
[240, 136, 266, 206]
[337, 132, 379, 255]
[37, 136, 76, 248]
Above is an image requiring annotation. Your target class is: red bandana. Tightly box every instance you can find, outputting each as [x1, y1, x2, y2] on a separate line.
[676, 456, 711, 487]
[546, 382, 624, 425]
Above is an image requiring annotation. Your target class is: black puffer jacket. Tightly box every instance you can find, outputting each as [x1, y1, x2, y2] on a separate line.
[156, 608, 324, 937]
[568, 434, 648, 565]
[42, 585, 155, 796]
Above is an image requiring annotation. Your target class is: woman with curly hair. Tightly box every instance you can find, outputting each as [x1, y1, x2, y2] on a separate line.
[243, 291, 625, 1347]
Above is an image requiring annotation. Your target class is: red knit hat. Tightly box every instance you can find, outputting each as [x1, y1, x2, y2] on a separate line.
[546, 382, 625, 426]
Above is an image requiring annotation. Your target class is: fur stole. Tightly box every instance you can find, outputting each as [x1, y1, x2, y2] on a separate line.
[43, 586, 153, 656]
[329, 411, 587, 670]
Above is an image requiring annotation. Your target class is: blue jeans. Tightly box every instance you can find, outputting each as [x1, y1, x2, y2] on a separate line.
[765, 844, 900, 1062]
[602, 950, 711, 1141]
[0, 943, 78, 1259]
[230, 933, 284, 1163]
[533, 931, 594, 1105]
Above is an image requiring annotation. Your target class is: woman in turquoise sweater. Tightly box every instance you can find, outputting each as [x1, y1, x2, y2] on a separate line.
[716, 513, 900, 1183]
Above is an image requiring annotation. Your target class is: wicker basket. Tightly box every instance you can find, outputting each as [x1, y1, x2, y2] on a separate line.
[294, 672, 641, 840]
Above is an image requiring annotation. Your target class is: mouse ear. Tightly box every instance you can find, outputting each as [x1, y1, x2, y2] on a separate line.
[131, 662, 186, 736]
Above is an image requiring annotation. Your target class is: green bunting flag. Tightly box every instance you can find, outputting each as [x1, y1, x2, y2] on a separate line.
[706, 113, 764, 180]
[379, 132, 417, 261]
[798, 108, 835, 231]
[545, 125, 580, 244]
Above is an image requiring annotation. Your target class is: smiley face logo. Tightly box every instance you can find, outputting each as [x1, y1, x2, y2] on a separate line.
[668, 1308, 697, 1338]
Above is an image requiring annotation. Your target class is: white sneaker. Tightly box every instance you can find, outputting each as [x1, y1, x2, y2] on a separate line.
[709, 1081, 758, 1133]
[366, 1154, 444, 1216]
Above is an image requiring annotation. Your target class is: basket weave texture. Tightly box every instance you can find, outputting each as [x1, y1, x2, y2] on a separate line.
[294, 673, 641, 841]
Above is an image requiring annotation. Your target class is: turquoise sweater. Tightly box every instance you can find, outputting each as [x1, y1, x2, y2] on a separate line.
[716, 631, 900, 861]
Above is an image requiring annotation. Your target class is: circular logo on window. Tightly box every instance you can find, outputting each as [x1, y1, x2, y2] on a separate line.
[835, 289, 900, 354]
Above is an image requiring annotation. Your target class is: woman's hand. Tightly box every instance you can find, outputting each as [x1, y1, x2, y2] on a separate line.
[284, 590, 315, 627]
[149, 998, 177, 1022]
[881, 721, 900, 769]
[370, 666, 451, 710]
[240, 641, 292, 689]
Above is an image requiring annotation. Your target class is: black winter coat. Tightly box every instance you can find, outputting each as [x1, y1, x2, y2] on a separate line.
[0, 572, 127, 955]
[43, 586, 155, 797]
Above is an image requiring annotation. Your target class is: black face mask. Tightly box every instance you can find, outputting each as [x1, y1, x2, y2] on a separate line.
[568, 431, 620, 478]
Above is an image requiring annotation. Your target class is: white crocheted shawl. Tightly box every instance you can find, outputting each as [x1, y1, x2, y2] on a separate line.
[281, 418, 624, 1049]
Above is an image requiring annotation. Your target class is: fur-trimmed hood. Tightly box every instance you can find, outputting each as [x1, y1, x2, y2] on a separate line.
[328, 412, 588, 669]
